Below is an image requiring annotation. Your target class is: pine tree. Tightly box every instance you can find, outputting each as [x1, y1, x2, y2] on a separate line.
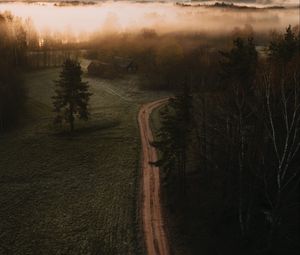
[269, 25, 298, 64]
[52, 58, 92, 132]
[152, 81, 192, 195]
[220, 37, 257, 90]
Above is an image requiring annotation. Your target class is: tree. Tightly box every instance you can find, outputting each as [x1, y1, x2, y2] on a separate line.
[152, 81, 193, 196]
[52, 58, 92, 132]
[219, 37, 258, 237]
[262, 67, 300, 249]
[261, 26, 300, 249]
[269, 25, 299, 64]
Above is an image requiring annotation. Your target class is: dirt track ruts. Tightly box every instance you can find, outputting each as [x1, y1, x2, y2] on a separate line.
[138, 98, 170, 255]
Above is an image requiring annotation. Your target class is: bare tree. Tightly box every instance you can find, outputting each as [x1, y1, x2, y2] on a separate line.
[262, 68, 300, 246]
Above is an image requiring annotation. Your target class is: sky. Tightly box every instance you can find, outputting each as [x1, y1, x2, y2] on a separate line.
[0, 1, 299, 38]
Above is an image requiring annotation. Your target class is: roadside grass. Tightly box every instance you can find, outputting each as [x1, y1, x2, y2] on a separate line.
[0, 68, 166, 255]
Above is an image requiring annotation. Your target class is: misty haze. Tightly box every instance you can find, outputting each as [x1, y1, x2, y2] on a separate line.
[0, 1, 299, 37]
[0, 1, 299, 255]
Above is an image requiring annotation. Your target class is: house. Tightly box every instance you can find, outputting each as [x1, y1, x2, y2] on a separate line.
[87, 60, 116, 78]
[113, 57, 138, 73]
[87, 57, 138, 78]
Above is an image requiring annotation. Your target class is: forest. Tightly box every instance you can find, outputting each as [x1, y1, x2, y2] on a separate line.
[152, 25, 300, 254]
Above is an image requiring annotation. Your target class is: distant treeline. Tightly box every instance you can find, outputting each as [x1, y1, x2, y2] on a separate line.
[26, 50, 81, 69]
[0, 11, 82, 131]
[85, 24, 272, 87]
[0, 12, 27, 131]
[54, 1, 96, 7]
[175, 1, 287, 10]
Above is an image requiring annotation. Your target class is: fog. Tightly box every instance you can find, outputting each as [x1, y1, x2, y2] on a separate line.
[0, 1, 299, 39]
[201, 0, 299, 5]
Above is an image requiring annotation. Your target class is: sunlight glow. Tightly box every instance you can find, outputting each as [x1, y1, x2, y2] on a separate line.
[0, 1, 299, 39]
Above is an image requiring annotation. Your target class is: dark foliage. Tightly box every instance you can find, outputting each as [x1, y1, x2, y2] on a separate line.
[153, 82, 192, 195]
[52, 58, 92, 132]
[0, 13, 27, 131]
[153, 27, 300, 254]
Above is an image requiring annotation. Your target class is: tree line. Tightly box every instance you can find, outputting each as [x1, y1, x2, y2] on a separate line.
[153, 26, 300, 254]
[0, 12, 27, 131]
[0, 11, 84, 132]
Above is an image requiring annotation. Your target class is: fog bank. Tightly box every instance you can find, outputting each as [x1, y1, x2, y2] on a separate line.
[0, 1, 299, 39]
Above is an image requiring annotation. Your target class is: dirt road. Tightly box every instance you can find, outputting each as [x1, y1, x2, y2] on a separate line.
[138, 98, 170, 255]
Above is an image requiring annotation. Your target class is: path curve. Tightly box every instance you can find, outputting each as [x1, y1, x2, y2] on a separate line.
[138, 98, 170, 255]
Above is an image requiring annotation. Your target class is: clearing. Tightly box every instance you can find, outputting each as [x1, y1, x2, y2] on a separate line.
[0, 68, 167, 255]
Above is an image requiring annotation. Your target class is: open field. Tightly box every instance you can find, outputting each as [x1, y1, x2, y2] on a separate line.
[0, 67, 167, 255]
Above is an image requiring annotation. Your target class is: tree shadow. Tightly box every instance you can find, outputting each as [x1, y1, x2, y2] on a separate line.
[53, 119, 121, 137]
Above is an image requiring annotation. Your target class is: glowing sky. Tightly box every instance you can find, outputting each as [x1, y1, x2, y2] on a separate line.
[0, 1, 299, 36]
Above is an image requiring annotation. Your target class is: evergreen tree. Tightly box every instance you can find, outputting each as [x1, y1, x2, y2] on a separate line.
[269, 25, 299, 64]
[220, 37, 257, 90]
[152, 81, 192, 195]
[52, 59, 92, 132]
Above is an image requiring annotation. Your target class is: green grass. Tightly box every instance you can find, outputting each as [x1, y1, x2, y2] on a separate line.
[0, 68, 167, 255]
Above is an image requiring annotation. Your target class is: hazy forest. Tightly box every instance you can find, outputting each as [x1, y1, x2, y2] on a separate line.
[0, 1, 299, 255]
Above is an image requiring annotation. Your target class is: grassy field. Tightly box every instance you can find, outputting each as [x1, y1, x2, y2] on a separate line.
[0, 67, 167, 255]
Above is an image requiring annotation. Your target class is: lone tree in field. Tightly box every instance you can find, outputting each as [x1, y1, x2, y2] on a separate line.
[52, 58, 92, 132]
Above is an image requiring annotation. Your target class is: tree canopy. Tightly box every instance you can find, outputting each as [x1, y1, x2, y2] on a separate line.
[52, 58, 92, 132]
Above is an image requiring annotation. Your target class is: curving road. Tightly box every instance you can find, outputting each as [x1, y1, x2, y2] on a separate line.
[138, 98, 170, 255]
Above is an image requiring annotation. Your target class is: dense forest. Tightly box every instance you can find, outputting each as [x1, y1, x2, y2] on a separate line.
[153, 26, 300, 254]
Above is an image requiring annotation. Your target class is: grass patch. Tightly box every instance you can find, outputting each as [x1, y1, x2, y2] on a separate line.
[0, 68, 167, 255]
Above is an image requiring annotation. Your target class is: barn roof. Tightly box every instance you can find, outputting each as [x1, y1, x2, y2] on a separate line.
[113, 57, 134, 68]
